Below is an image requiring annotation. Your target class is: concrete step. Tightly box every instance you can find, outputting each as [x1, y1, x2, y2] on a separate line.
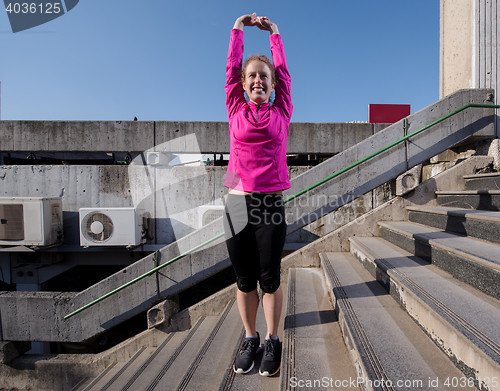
[145, 316, 220, 390]
[406, 206, 500, 244]
[436, 190, 500, 210]
[349, 236, 500, 389]
[174, 300, 241, 391]
[78, 361, 127, 391]
[85, 346, 156, 391]
[280, 267, 359, 391]
[105, 316, 217, 391]
[71, 377, 92, 391]
[464, 172, 500, 191]
[320, 252, 475, 390]
[378, 220, 500, 300]
[71, 328, 192, 391]
[219, 283, 288, 391]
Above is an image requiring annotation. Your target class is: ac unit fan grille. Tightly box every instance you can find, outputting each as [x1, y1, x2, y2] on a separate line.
[82, 212, 114, 242]
[0, 204, 24, 240]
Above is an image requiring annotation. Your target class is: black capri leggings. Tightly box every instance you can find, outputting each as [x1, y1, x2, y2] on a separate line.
[223, 193, 287, 294]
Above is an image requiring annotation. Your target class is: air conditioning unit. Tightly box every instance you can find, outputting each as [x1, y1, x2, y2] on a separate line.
[0, 197, 63, 247]
[79, 207, 143, 247]
[198, 205, 225, 229]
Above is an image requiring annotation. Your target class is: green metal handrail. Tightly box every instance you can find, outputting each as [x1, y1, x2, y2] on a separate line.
[64, 102, 498, 320]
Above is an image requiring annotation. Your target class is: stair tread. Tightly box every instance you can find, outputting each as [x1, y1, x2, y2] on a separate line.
[70, 377, 93, 391]
[349, 237, 500, 364]
[320, 252, 474, 390]
[84, 362, 127, 391]
[378, 221, 500, 271]
[406, 206, 500, 222]
[149, 316, 219, 390]
[120, 316, 218, 390]
[282, 268, 359, 390]
[111, 328, 190, 390]
[175, 300, 242, 391]
[101, 346, 157, 391]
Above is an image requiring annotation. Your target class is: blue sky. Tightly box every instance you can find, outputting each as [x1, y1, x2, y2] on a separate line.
[0, 0, 440, 123]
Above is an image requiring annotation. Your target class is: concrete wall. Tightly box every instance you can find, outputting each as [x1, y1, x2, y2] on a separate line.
[440, 0, 499, 99]
[0, 121, 387, 154]
[0, 165, 310, 248]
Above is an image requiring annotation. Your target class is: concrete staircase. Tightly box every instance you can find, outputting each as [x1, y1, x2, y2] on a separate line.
[318, 170, 500, 390]
[68, 271, 361, 391]
[62, 169, 500, 391]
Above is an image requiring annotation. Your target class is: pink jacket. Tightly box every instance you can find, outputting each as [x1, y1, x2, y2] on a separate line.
[224, 29, 293, 192]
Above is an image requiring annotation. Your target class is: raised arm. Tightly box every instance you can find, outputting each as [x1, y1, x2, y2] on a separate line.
[258, 17, 292, 119]
[226, 14, 257, 118]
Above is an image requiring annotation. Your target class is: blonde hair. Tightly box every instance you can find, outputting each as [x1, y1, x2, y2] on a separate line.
[241, 54, 276, 84]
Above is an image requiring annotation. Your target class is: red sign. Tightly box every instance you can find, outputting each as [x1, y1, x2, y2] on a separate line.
[369, 104, 410, 124]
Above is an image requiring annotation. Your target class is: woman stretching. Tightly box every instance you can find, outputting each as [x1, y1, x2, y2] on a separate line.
[223, 13, 292, 377]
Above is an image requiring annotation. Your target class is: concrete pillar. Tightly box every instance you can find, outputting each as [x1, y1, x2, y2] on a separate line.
[440, 0, 499, 98]
[440, 0, 475, 98]
[440, 0, 499, 167]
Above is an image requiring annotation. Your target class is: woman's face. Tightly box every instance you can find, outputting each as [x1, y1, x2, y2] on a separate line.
[242, 60, 276, 104]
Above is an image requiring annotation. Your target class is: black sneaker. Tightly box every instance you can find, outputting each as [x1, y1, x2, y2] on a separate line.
[259, 335, 281, 376]
[233, 333, 260, 374]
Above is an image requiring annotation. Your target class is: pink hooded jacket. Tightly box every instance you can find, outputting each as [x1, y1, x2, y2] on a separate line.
[224, 29, 293, 192]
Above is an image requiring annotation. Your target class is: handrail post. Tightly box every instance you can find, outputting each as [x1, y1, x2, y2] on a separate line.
[154, 251, 160, 299]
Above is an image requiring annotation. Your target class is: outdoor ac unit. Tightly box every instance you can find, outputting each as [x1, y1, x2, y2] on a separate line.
[79, 207, 142, 247]
[0, 197, 63, 247]
[198, 205, 225, 228]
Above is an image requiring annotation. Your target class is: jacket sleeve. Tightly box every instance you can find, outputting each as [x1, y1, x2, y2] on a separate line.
[225, 29, 247, 119]
[270, 34, 292, 120]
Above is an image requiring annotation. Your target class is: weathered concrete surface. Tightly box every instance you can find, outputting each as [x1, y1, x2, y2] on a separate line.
[441, 0, 500, 100]
[0, 121, 154, 153]
[147, 297, 179, 329]
[0, 341, 31, 363]
[284, 89, 495, 234]
[0, 165, 310, 247]
[395, 164, 422, 196]
[440, 0, 474, 98]
[0, 121, 389, 154]
[0, 327, 169, 391]
[280, 156, 493, 273]
[295, 183, 392, 239]
[0, 90, 495, 343]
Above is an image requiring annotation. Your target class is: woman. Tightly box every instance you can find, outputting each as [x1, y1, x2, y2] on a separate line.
[223, 12, 292, 377]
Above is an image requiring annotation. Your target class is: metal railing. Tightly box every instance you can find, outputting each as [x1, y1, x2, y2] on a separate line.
[64, 102, 499, 319]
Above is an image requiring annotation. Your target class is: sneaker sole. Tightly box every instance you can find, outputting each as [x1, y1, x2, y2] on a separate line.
[259, 363, 280, 377]
[234, 361, 254, 374]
